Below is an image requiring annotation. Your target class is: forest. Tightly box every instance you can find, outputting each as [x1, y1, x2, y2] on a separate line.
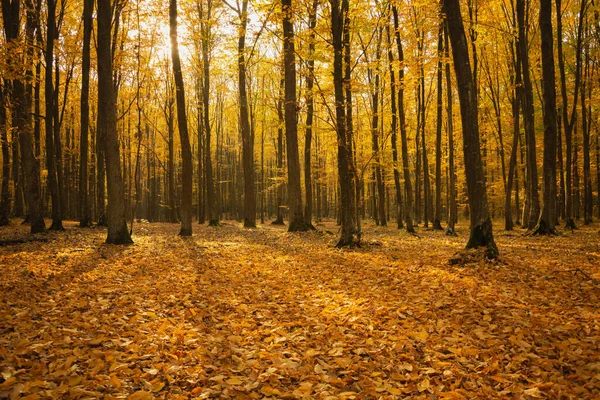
[1, 0, 600, 397]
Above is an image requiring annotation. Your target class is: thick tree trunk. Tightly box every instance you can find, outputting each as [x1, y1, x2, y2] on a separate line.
[331, 0, 358, 246]
[534, 0, 559, 234]
[443, 0, 498, 258]
[97, 0, 132, 244]
[282, 0, 308, 232]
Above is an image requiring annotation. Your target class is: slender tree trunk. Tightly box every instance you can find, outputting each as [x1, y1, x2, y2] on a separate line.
[272, 75, 285, 225]
[433, 23, 443, 230]
[517, 0, 540, 230]
[201, 0, 218, 226]
[386, 19, 403, 229]
[443, 0, 498, 258]
[393, 5, 415, 233]
[0, 83, 10, 225]
[582, 40, 592, 224]
[78, 0, 93, 227]
[444, 25, 457, 236]
[45, 0, 63, 231]
[534, 0, 558, 234]
[98, 0, 132, 244]
[304, 0, 318, 228]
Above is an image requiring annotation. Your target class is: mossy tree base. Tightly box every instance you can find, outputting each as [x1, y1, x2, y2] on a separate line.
[79, 219, 92, 228]
[432, 220, 443, 230]
[271, 218, 285, 226]
[465, 218, 498, 260]
[244, 218, 256, 228]
[208, 219, 220, 227]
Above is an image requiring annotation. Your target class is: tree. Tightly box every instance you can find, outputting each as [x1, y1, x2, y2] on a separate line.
[282, 0, 309, 232]
[170, 0, 193, 236]
[433, 22, 444, 230]
[0, 80, 9, 226]
[331, 0, 359, 246]
[304, 0, 318, 228]
[2, 0, 45, 233]
[392, 4, 415, 233]
[79, 0, 94, 227]
[201, 0, 219, 227]
[534, 0, 559, 234]
[517, 0, 540, 231]
[225, 0, 256, 228]
[442, 0, 498, 258]
[45, 0, 64, 231]
[97, 0, 132, 244]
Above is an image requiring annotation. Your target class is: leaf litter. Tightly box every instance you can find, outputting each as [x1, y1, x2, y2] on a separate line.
[0, 220, 599, 399]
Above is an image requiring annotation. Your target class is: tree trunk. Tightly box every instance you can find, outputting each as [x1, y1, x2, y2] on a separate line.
[304, 0, 318, 228]
[282, 0, 308, 232]
[517, 0, 540, 230]
[331, 0, 358, 246]
[78, 0, 93, 227]
[433, 23, 443, 230]
[392, 5, 415, 233]
[98, 0, 132, 244]
[444, 24, 457, 236]
[0, 82, 10, 226]
[533, 0, 558, 234]
[201, 0, 218, 226]
[45, 0, 64, 231]
[443, 0, 498, 258]
[385, 19, 403, 229]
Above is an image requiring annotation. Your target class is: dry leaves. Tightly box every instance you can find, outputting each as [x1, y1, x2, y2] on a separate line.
[0, 220, 599, 398]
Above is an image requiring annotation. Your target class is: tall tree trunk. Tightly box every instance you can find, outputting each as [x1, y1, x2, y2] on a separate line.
[433, 23, 443, 230]
[304, 0, 318, 228]
[98, 0, 132, 244]
[272, 76, 285, 225]
[517, 0, 540, 230]
[505, 45, 521, 231]
[45, 0, 63, 231]
[79, 0, 94, 227]
[331, 0, 358, 246]
[582, 38, 593, 224]
[393, 5, 415, 233]
[534, 0, 558, 234]
[386, 18, 403, 229]
[0, 82, 10, 226]
[443, 0, 498, 258]
[444, 24, 457, 236]
[202, 0, 218, 226]
[235, 0, 256, 227]
[282, 0, 308, 232]
[170, 0, 193, 236]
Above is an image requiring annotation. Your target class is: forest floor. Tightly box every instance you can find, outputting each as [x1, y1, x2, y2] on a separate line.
[0, 219, 599, 399]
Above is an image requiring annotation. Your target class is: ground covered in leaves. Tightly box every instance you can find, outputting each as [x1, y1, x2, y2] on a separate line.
[1, 219, 599, 399]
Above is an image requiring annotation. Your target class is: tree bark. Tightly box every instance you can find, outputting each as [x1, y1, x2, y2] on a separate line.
[304, 0, 318, 228]
[98, 0, 132, 244]
[79, 0, 93, 227]
[443, 0, 498, 258]
[534, 0, 559, 234]
[433, 23, 443, 230]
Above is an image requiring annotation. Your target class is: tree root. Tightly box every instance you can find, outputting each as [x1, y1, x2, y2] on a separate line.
[550, 267, 600, 288]
[0, 237, 50, 247]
